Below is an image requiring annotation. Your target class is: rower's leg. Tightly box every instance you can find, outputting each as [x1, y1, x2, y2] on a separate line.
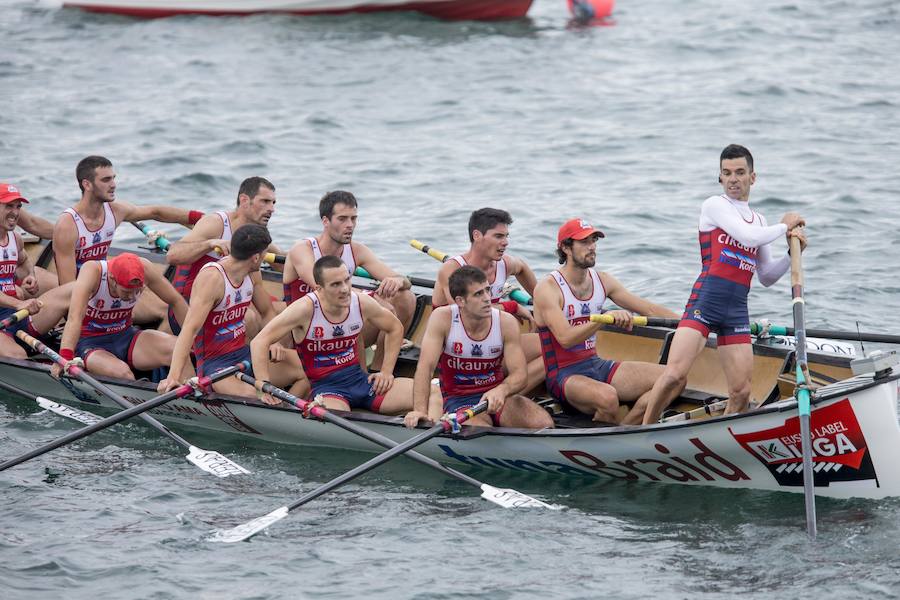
[640, 328, 707, 425]
[427, 384, 443, 421]
[130, 330, 193, 375]
[210, 376, 256, 396]
[34, 267, 58, 294]
[374, 376, 415, 415]
[392, 289, 416, 333]
[268, 350, 307, 393]
[560, 375, 619, 423]
[609, 361, 672, 425]
[717, 342, 753, 414]
[520, 332, 542, 362]
[83, 349, 136, 380]
[497, 395, 554, 429]
[28, 282, 74, 333]
[132, 290, 167, 326]
[0, 333, 27, 359]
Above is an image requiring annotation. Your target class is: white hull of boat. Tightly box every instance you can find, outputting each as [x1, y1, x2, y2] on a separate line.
[3, 358, 898, 500]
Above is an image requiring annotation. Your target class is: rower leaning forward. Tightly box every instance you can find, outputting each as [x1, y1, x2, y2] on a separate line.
[641, 144, 807, 424]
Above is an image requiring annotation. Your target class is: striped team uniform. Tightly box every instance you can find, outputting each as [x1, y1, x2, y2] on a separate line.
[283, 237, 356, 304]
[75, 261, 143, 367]
[444, 255, 508, 304]
[63, 204, 117, 271]
[539, 269, 619, 404]
[193, 262, 254, 377]
[296, 291, 382, 410]
[437, 304, 505, 426]
[0, 233, 40, 340]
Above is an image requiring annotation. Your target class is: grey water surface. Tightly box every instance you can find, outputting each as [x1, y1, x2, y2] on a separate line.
[2, 0, 900, 597]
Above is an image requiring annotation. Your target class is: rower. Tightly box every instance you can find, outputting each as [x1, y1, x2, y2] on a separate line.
[532, 218, 679, 425]
[641, 144, 807, 424]
[429, 207, 543, 392]
[405, 265, 553, 429]
[254, 255, 439, 417]
[165, 176, 283, 336]
[283, 190, 415, 369]
[0, 184, 74, 359]
[52, 155, 201, 323]
[50, 253, 189, 380]
[158, 224, 305, 396]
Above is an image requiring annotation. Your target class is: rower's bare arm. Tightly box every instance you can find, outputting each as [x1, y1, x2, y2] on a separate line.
[166, 214, 227, 265]
[250, 271, 277, 325]
[601, 272, 679, 319]
[287, 241, 316, 290]
[57, 264, 98, 362]
[499, 312, 527, 396]
[144, 260, 189, 325]
[17, 209, 54, 240]
[360, 293, 404, 374]
[406, 308, 450, 426]
[533, 278, 600, 347]
[250, 298, 312, 388]
[355, 243, 410, 296]
[14, 234, 38, 296]
[115, 201, 193, 227]
[164, 270, 222, 388]
[51, 215, 78, 285]
[431, 261, 458, 307]
[509, 255, 538, 295]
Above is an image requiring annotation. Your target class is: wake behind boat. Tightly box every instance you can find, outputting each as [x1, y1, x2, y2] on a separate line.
[2, 239, 899, 500]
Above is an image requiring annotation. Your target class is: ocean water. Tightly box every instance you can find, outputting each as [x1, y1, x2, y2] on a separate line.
[2, 0, 900, 597]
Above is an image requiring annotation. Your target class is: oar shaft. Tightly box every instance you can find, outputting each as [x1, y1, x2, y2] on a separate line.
[0, 363, 246, 472]
[0, 377, 40, 401]
[409, 239, 449, 262]
[17, 332, 194, 450]
[589, 313, 680, 328]
[751, 322, 900, 345]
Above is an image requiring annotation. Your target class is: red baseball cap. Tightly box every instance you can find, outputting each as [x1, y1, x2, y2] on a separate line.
[557, 218, 604, 245]
[109, 253, 145, 289]
[0, 183, 29, 204]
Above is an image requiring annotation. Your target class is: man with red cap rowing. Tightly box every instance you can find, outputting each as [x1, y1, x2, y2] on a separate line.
[532, 218, 679, 424]
[0, 184, 73, 359]
[51, 252, 189, 380]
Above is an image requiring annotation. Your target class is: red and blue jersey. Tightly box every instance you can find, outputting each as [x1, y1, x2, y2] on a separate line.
[284, 237, 356, 304]
[80, 261, 140, 338]
[172, 210, 232, 301]
[539, 269, 608, 371]
[438, 304, 505, 398]
[698, 227, 758, 288]
[64, 204, 116, 271]
[0, 232, 20, 299]
[296, 291, 364, 381]
[193, 262, 253, 367]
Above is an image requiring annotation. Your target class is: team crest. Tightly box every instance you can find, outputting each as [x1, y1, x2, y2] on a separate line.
[453, 342, 463, 355]
[111, 299, 121, 309]
[350, 323, 360, 332]
[314, 326, 324, 339]
[471, 344, 483, 357]
[489, 346, 502, 354]
[2, 249, 7, 260]
[332, 325, 344, 337]
[92, 232, 102, 244]
[235, 290, 242, 302]
[580, 303, 591, 316]
[78, 236, 86, 249]
[96, 299, 105, 309]
[224, 294, 231, 307]
[567, 304, 575, 318]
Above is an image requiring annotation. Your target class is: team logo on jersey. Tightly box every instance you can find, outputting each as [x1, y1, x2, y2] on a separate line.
[1, 249, 7, 260]
[111, 299, 121, 309]
[596, 304, 603, 311]
[106, 230, 114, 238]
[453, 342, 463, 355]
[235, 290, 244, 303]
[78, 236, 86, 249]
[567, 304, 575, 318]
[224, 294, 232, 307]
[92, 232, 102, 244]
[471, 344, 483, 357]
[96, 299, 105, 309]
[350, 323, 360, 332]
[490, 346, 502, 354]
[580, 303, 590, 316]
[314, 326, 324, 339]
[333, 325, 344, 337]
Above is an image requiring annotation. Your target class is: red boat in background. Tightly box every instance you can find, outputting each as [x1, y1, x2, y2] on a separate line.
[63, 0, 534, 20]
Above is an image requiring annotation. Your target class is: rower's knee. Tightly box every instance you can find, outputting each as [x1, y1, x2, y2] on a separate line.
[658, 371, 687, 396]
[105, 363, 136, 380]
[591, 386, 619, 423]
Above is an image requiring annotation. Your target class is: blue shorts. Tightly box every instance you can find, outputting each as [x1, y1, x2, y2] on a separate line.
[680, 275, 751, 345]
[167, 306, 181, 336]
[76, 327, 142, 368]
[0, 307, 40, 341]
[312, 366, 384, 411]
[545, 356, 620, 404]
[444, 393, 502, 427]
[197, 346, 252, 378]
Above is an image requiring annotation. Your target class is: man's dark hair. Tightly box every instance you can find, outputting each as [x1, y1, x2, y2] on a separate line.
[313, 254, 348, 285]
[236, 176, 275, 206]
[449, 265, 488, 300]
[231, 224, 272, 260]
[76, 155, 113, 193]
[468, 208, 512, 243]
[319, 190, 358, 219]
[720, 144, 754, 172]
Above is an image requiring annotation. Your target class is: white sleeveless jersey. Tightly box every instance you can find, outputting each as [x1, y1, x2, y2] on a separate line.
[450, 255, 508, 302]
[542, 269, 608, 367]
[208, 210, 234, 259]
[297, 291, 364, 380]
[438, 304, 505, 397]
[308, 237, 356, 273]
[0, 232, 20, 298]
[64, 203, 117, 270]
[80, 261, 141, 338]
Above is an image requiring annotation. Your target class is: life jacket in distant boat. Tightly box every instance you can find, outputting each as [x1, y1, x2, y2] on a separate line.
[568, 0, 614, 22]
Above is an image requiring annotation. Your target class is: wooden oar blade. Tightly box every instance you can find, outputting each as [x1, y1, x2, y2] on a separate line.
[210, 506, 289, 543]
[479, 484, 562, 510]
[35, 397, 105, 426]
[186, 446, 251, 478]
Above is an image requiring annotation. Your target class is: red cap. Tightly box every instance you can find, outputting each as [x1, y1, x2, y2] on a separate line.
[0, 183, 29, 204]
[109, 253, 145, 289]
[557, 218, 604, 245]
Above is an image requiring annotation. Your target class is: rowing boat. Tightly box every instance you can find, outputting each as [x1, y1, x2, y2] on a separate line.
[2, 239, 899, 499]
[61, 0, 533, 20]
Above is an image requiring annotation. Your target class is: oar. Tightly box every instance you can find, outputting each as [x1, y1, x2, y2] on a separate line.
[130, 221, 285, 264]
[351, 265, 436, 290]
[751, 321, 900, 345]
[0, 362, 248, 472]
[589, 313, 680, 328]
[0, 377, 104, 426]
[1, 307, 34, 330]
[409, 239, 533, 305]
[14, 331, 250, 478]
[789, 236, 817, 540]
[211, 375, 559, 543]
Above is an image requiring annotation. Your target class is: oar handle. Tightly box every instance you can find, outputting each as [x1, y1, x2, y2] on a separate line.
[589, 313, 679, 328]
[0, 307, 32, 330]
[410, 239, 449, 262]
[211, 246, 285, 265]
[790, 235, 803, 289]
[131, 220, 171, 251]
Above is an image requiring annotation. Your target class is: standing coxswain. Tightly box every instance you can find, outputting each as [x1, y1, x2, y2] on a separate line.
[641, 144, 807, 424]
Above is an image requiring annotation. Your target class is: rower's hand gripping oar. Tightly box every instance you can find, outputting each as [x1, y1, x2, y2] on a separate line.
[211, 375, 559, 543]
[15, 331, 250, 478]
[0, 363, 249, 473]
[130, 220, 285, 264]
[589, 313, 680, 328]
[789, 235, 817, 540]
